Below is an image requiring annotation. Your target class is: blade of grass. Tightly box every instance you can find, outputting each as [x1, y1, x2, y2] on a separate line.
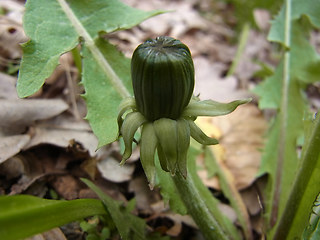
[274, 112, 320, 239]
[204, 147, 253, 240]
[269, 0, 292, 227]
[0, 195, 105, 240]
[227, 23, 250, 77]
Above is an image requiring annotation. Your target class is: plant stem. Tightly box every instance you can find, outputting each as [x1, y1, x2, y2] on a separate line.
[172, 171, 228, 240]
[227, 23, 250, 77]
[270, 0, 292, 227]
[273, 112, 320, 239]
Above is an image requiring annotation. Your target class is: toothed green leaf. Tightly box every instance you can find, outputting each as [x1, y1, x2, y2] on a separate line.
[17, 0, 164, 147]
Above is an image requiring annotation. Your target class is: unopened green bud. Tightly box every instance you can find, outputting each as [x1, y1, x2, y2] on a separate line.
[131, 36, 195, 121]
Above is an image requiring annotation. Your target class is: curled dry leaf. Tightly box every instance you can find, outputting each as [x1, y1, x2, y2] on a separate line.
[0, 73, 18, 99]
[0, 134, 30, 164]
[50, 175, 80, 200]
[0, 99, 68, 134]
[25, 228, 67, 240]
[128, 175, 159, 214]
[24, 124, 98, 157]
[0, 15, 28, 59]
[149, 201, 197, 237]
[196, 104, 267, 190]
[97, 156, 135, 183]
[193, 57, 246, 102]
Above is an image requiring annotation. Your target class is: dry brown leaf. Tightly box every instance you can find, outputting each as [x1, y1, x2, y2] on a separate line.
[0, 72, 18, 99]
[193, 57, 249, 102]
[0, 1, 24, 24]
[24, 125, 98, 157]
[50, 175, 80, 200]
[196, 104, 267, 190]
[26, 228, 67, 240]
[97, 156, 135, 183]
[0, 99, 69, 134]
[234, 30, 271, 86]
[0, 15, 27, 59]
[149, 201, 197, 237]
[241, 186, 262, 216]
[128, 175, 159, 214]
[253, 9, 271, 31]
[0, 134, 30, 164]
[0, 155, 26, 179]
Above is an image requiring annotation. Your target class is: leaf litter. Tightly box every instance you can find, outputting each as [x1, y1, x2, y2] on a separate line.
[1, 0, 318, 239]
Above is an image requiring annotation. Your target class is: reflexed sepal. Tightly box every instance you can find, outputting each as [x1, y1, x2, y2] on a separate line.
[131, 36, 195, 121]
[176, 118, 190, 178]
[188, 120, 219, 145]
[153, 118, 178, 175]
[140, 123, 157, 189]
[183, 98, 252, 117]
[120, 112, 146, 164]
[117, 97, 137, 134]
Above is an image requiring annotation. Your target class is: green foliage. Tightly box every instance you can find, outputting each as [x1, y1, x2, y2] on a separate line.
[82, 179, 168, 240]
[187, 146, 241, 240]
[81, 38, 133, 147]
[220, 0, 282, 28]
[0, 195, 105, 240]
[156, 145, 240, 239]
[274, 112, 320, 239]
[155, 155, 188, 215]
[204, 148, 252, 240]
[253, 0, 320, 238]
[80, 216, 111, 240]
[82, 179, 146, 240]
[17, 0, 164, 146]
[303, 193, 320, 240]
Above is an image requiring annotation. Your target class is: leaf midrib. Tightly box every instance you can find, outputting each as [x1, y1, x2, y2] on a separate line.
[56, 0, 131, 98]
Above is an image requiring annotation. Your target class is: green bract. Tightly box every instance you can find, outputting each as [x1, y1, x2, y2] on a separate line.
[118, 36, 250, 188]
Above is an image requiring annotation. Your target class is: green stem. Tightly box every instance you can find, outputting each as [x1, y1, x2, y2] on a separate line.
[172, 171, 228, 240]
[273, 112, 320, 239]
[270, 0, 292, 227]
[227, 23, 250, 77]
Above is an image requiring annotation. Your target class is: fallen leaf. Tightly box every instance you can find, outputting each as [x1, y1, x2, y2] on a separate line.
[196, 104, 267, 190]
[193, 57, 247, 102]
[0, 155, 25, 179]
[128, 175, 160, 214]
[241, 186, 262, 216]
[97, 156, 135, 183]
[0, 134, 30, 164]
[24, 125, 98, 157]
[0, 99, 69, 134]
[253, 9, 271, 31]
[26, 228, 67, 240]
[50, 175, 80, 200]
[0, 73, 18, 99]
[0, 15, 27, 59]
